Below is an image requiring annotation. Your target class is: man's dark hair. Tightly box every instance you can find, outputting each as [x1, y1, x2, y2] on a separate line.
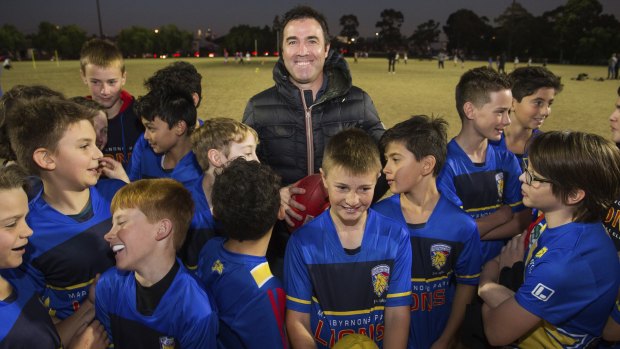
[380, 115, 448, 177]
[455, 67, 511, 120]
[509, 67, 563, 102]
[281, 5, 330, 46]
[212, 158, 281, 242]
[134, 90, 197, 135]
[144, 61, 202, 108]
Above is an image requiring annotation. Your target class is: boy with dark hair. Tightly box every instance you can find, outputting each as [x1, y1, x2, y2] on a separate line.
[197, 158, 287, 348]
[181, 118, 259, 270]
[130, 90, 201, 185]
[97, 178, 217, 348]
[373, 115, 482, 349]
[6, 97, 125, 320]
[479, 131, 620, 347]
[498, 66, 563, 167]
[285, 128, 411, 349]
[80, 38, 143, 168]
[438, 67, 529, 263]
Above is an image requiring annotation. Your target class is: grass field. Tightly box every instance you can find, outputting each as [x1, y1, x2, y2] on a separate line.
[3, 57, 618, 139]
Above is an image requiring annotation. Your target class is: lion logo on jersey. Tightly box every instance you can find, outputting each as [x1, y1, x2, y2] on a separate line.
[211, 260, 224, 275]
[371, 264, 391, 297]
[431, 243, 451, 271]
[495, 172, 505, 203]
[159, 336, 176, 349]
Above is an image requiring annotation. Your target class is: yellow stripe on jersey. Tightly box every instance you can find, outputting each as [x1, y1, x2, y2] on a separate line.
[456, 273, 481, 279]
[46, 278, 95, 291]
[250, 262, 274, 288]
[516, 320, 587, 348]
[412, 272, 453, 283]
[323, 306, 386, 316]
[387, 291, 411, 299]
[185, 264, 198, 271]
[509, 200, 524, 208]
[465, 204, 502, 213]
[287, 295, 311, 305]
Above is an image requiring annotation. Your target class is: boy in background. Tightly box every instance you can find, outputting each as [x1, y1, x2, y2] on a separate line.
[285, 128, 411, 349]
[97, 178, 217, 348]
[479, 131, 620, 347]
[197, 158, 287, 348]
[80, 39, 143, 168]
[182, 117, 259, 270]
[70, 96, 109, 151]
[6, 97, 125, 320]
[437, 67, 529, 263]
[373, 115, 482, 349]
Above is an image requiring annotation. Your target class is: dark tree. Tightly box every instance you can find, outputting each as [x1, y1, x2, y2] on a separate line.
[0, 25, 26, 57]
[339, 14, 360, 40]
[376, 9, 404, 48]
[117, 26, 155, 57]
[494, 2, 536, 57]
[443, 9, 493, 56]
[409, 20, 440, 55]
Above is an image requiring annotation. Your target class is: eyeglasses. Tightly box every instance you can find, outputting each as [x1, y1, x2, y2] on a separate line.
[522, 158, 555, 186]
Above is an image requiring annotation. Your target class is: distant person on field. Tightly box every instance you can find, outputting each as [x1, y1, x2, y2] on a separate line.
[388, 49, 396, 73]
[608, 53, 617, 80]
[80, 39, 143, 168]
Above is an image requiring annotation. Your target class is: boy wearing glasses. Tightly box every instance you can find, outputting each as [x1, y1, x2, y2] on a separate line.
[479, 131, 620, 347]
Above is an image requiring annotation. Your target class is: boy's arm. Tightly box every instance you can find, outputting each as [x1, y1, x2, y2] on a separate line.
[286, 309, 315, 349]
[603, 301, 620, 342]
[383, 305, 410, 349]
[481, 296, 541, 346]
[481, 209, 530, 240]
[475, 205, 513, 236]
[432, 284, 476, 349]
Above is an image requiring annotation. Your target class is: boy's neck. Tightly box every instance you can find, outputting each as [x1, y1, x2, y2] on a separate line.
[455, 128, 488, 163]
[162, 138, 192, 170]
[401, 178, 440, 224]
[0, 275, 12, 301]
[134, 251, 177, 287]
[105, 94, 124, 120]
[542, 207, 576, 229]
[202, 170, 216, 206]
[505, 123, 534, 155]
[41, 178, 91, 215]
[223, 230, 272, 257]
[331, 210, 367, 249]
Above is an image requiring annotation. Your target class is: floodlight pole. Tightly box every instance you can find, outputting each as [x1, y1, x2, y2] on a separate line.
[96, 0, 104, 38]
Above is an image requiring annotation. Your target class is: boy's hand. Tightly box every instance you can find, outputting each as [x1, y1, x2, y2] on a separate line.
[98, 157, 129, 183]
[279, 185, 306, 227]
[499, 233, 526, 270]
[68, 320, 109, 349]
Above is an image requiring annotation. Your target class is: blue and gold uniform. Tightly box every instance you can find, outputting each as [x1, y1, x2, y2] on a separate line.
[21, 179, 124, 319]
[515, 222, 620, 348]
[373, 194, 482, 349]
[604, 200, 620, 252]
[437, 139, 525, 263]
[284, 209, 412, 349]
[197, 237, 287, 349]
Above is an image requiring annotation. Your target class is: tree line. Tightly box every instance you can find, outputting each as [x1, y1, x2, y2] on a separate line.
[0, 0, 617, 64]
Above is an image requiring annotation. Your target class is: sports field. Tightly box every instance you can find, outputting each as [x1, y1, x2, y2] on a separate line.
[3, 57, 617, 138]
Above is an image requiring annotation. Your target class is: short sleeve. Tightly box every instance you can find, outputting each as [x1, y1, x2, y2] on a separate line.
[385, 227, 412, 307]
[283, 235, 313, 313]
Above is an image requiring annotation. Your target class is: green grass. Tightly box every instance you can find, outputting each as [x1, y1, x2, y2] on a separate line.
[3, 57, 617, 139]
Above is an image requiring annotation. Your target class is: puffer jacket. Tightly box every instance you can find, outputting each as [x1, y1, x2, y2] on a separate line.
[243, 49, 385, 185]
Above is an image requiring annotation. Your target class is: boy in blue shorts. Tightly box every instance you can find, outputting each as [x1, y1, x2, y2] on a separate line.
[197, 158, 287, 348]
[97, 178, 217, 348]
[131, 90, 201, 185]
[285, 128, 412, 349]
[437, 67, 529, 263]
[181, 117, 259, 270]
[479, 131, 620, 347]
[373, 115, 482, 349]
[6, 97, 125, 320]
[80, 39, 143, 168]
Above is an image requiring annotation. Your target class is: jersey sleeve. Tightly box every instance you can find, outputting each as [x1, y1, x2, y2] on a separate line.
[283, 235, 313, 313]
[180, 306, 218, 349]
[502, 152, 525, 212]
[127, 134, 146, 181]
[437, 164, 463, 208]
[455, 221, 482, 285]
[515, 252, 596, 324]
[17, 263, 45, 296]
[95, 272, 113, 345]
[385, 227, 412, 307]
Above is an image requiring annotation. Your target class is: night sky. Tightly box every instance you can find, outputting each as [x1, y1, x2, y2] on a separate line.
[3, 0, 619, 38]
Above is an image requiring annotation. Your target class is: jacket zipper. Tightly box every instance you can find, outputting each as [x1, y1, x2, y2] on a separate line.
[300, 89, 314, 177]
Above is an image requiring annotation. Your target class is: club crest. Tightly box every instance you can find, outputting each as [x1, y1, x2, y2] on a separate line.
[371, 264, 390, 297]
[495, 172, 505, 202]
[159, 336, 176, 349]
[431, 243, 451, 270]
[211, 259, 224, 275]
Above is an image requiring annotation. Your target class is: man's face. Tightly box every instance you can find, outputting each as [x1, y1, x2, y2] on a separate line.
[282, 18, 330, 89]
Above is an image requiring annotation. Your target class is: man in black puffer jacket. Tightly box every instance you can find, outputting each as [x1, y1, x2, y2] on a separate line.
[243, 5, 386, 230]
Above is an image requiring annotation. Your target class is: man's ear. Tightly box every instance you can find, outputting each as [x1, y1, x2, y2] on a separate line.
[155, 219, 173, 241]
[33, 148, 56, 170]
[325, 44, 331, 58]
[463, 102, 476, 120]
[208, 149, 225, 168]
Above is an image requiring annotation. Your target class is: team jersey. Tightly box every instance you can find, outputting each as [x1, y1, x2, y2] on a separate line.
[372, 194, 482, 349]
[127, 134, 202, 186]
[284, 209, 412, 349]
[491, 129, 542, 171]
[180, 175, 217, 271]
[437, 138, 525, 263]
[604, 200, 620, 252]
[197, 237, 288, 349]
[96, 262, 217, 349]
[0, 268, 62, 349]
[21, 179, 124, 319]
[514, 221, 620, 348]
[99, 90, 144, 169]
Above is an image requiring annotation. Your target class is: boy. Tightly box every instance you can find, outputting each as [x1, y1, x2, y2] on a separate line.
[284, 128, 412, 349]
[6, 97, 125, 320]
[479, 131, 620, 347]
[80, 39, 143, 168]
[373, 115, 482, 349]
[197, 158, 287, 348]
[182, 117, 259, 270]
[129, 90, 201, 185]
[97, 178, 217, 348]
[71, 96, 109, 151]
[437, 67, 529, 263]
[497, 66, 563, 167]
[606, 86, 620, 250]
